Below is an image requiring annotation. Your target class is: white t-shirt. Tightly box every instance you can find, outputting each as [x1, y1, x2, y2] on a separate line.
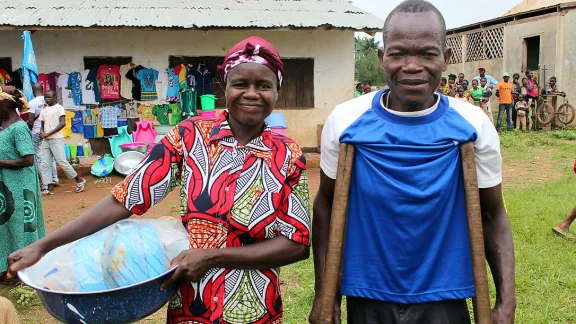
[28, 96, 45, 134]
[81, 69, 97, 104]
[58, 74, 77, 108]
[157, 70, 169, 101]
[39, 104, 66, 139]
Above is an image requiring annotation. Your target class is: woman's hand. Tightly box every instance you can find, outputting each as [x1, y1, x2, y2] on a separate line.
[160, 249, 216, 290]
[6, 243, 45, 279]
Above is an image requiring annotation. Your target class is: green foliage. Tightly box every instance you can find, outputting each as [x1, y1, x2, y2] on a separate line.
[355, 36, 380, 59]
[8, 285, 41, 307]
[355, 51, 385, 87]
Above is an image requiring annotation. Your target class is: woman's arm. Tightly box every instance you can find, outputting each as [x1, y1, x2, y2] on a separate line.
[0, 155, 34, 168]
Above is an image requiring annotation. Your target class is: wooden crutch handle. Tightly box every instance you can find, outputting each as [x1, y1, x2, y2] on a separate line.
[318, 144, 355, 324]
[460, 141, 493, 324]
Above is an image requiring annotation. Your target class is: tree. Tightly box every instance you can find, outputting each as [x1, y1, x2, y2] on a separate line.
[355, 36, 381, 59]
[355, 50, 385, 86]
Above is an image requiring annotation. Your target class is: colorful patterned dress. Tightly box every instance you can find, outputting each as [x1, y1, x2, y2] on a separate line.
[0, 121, 44, 272]
[112, 111, 310, 323]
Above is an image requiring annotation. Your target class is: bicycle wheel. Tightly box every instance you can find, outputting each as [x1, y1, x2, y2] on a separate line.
[537, 103, 554, 125]
[557, 103, 576, 125]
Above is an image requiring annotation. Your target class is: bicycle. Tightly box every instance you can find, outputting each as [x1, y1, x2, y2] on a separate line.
[536, 93, 576, 127]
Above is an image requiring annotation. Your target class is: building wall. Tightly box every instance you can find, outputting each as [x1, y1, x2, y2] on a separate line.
[0, 29, 355, 148]
[561, 9, 576, 106]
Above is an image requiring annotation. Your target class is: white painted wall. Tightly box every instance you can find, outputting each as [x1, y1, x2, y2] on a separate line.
[0, 29, 355, 148]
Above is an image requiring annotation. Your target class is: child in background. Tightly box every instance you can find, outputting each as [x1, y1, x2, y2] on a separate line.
[462, 80, 471, 100]
[482, 83, 494, 124]
[455, 86, 468, 102]
[439, 77, 447, 94]
[515, 94, 528, 131]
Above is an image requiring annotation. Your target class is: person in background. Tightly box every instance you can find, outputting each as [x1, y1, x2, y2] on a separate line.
[363, 84, 372, 94]
[456, 73, 465, 89]
[544, 76, 565, 97]
[553, 161, 576, 239]
[515, 94, 528, 131]
[496, 72, 514, 132]
[474, 66, 498, 86]
[469, 79, 483, 107]
[462, 79, 471, 100]
[0, 86, 44, 282]
[447, 74, 457, 97]
[439, 77, 447, 94]
[523, 70, 539, 129]
[39, 91, 86, 195]
[455, 86, 467, 102]
[354, 83, 363, 98]
[511, 73, 521, 129]
[27, 83, 59, 189]
[482, 82, 495, 124]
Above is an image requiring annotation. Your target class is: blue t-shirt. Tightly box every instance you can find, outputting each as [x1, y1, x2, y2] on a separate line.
[196, 66, 214, 96]
[137, 69, 159, 93]
[68, 72, 83, 106]
[72, 110, 84, 133]
[83, 124, 95, 139]
[320, 89, 502, 304]
[167, 68, 180, 98]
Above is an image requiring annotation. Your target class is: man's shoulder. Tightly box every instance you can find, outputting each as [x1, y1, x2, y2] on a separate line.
[326, 91, 378, 135]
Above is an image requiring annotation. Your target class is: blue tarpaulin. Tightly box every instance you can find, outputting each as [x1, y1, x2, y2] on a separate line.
[21, 31, 38, 101]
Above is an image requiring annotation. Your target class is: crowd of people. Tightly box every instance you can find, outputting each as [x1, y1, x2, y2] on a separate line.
[440, 67, 566, 132]
[355, 82, 373, 97]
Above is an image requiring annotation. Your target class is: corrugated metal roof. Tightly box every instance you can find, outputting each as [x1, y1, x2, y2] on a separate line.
[0, 0, 384, 31]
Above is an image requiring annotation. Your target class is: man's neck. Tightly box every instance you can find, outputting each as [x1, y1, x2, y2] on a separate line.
[386, 91, 436, 113]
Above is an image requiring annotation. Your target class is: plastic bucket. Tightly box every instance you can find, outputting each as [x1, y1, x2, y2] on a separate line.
[266, 112, 287, 128]
[271, 127, 287, 136]
[199, 110, 217, 119]
[200, 94, 216, 111]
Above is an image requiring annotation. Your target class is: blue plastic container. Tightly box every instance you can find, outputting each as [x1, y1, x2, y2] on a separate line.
[64, 144, 71, 159]
[265, 112, 287, 128]
[76, 143, 84, 157]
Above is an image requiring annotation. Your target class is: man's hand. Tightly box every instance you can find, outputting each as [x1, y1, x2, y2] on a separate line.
[309, 296, 341, 324]
[160, 249, 214, 290]
[492, 300, 516, 324]
[40, 132, 48, 139]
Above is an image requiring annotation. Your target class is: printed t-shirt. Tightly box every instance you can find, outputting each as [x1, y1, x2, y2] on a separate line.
[180, 83, 197, 118]
[91, 109, 105, 137]
[72, 110, 84, 133]
[82, 110, 96, 139]
[169, 104, 183, 125]
[98, 65, 121, 99]
[497, 81, 514, 104]
[167, 68, 180, 99]
[119, 64, 133, 99]
[58, 74, 77, 108]
[28, 96, 45, 134]
[87, 68, 102, 102]
[321, 90, 502, 304]
[126, 101, 139, 119]
[136, 68, 159, 100]
[186, 65, 198, 89]
[67, 72, 84, 106]
[138, 104, 155, 122]
[62, 110, 76, 138]
[99, 106, 122, 129]
[80, 70, 96, 104]
[470, 87, 484, 105]
[39, 104, 66, 139]
[152, 104, 170, 125]
[38, 73, 49, 94]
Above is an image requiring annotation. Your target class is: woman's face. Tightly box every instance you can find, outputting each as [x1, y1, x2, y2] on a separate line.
[226, 63, 278, 128]
[472, 81, 478, 89]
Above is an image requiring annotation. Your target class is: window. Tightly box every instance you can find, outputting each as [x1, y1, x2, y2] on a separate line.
[524, 36, 540, 72]
[466, 27, 504, 62]
[83, 56, 132, 70]
[445, 36, 463, 65]
[168, 56, 315, 109]
[0, 57, 12, 72]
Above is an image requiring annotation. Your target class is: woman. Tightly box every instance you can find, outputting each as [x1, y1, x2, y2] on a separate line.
[0, 86, 44, 280]
[6, 37, 310, 323]
[469, 79, 483, 107]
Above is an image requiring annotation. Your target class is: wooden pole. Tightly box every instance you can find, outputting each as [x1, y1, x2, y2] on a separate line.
[318, 144, 355, 324]
[460, 142, 493, 324]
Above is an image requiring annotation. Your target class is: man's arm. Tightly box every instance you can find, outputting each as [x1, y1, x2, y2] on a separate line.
[26, 112, 35, 129]
[479, 184, 516, 322]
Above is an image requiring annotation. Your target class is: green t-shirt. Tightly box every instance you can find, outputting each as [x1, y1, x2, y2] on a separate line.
[354, 90, 362, 98]
[152, 104, 170, 125]
[470, 87, 484, 105]
[170, 104, 183, 125]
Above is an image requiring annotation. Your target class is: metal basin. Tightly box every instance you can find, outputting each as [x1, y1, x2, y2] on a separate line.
[113, 151, 145, 176]
[120, 142, 149, 154]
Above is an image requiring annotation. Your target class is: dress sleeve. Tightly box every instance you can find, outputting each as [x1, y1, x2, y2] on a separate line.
[111, 126, 184, 215]
[276, 148, 310, 246]
[13, 123, 34, 157]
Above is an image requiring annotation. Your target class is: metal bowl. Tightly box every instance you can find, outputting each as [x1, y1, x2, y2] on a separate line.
[114, 151, 145, 176]
[120, 142, 149, 154]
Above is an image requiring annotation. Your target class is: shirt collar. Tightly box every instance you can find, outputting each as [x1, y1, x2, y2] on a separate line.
[209, 110, 274, 158]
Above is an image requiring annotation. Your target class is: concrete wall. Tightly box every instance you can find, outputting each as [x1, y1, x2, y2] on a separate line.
[0, 29, 355, 148]
[561, 9, 576, 107]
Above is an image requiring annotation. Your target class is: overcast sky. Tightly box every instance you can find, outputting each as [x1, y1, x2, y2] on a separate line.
[352, 0, 523, 37]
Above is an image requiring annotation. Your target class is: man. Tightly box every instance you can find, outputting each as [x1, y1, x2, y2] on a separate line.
[27, 83, 59, 188]
[474, 66, 498, 86]
[523, 70, 539, 129]
[496, 72, 514, 132]
[39, 90, 86, 195]
[310, 1, 515, 323]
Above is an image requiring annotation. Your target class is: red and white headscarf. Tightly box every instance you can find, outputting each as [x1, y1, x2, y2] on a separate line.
[218, 36, 284, 88]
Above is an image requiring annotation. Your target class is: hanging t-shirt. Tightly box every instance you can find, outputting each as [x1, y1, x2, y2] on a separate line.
[119, 64, 133, 99]
[83, 124, 95, 139]
[58, 74, 77, 108]
[186, 65, 198, 89]
[99, 106, 122, 129]
[169, 104, 183, 125]
[97, 65, 121, 99]
[92, 108, 105, 137]
[126, 65, 145, 100]
[0, 69, 12, 86]
[87, 68, 102, 102]
[62, 110, 76, 138]
[67, 72, 84, 106]
[157, 70, 169, 102]
[175, 64, 187, 84]
[166, 68, 180, 99]
[48, 72, 61, 92]
[137, 68, 159, 101]
[196, 65, 215, 96]
[72, 110, 84, 133]
[80, 70, 97, 104]
[138, 104, 155, 122]
[180, 84, 197, 118]
[38, 73, 50, 94]
[152, 104, 170, 125]
[126, 101, 139, 119]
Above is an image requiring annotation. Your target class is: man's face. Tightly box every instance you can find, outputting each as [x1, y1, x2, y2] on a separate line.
[528, 71, 534, 79]
[458, 74, 464, 83]
[45, 92, 56, 106]
[379, 12, 450, 107]
[479, 69, 486, 76]
[550, 78, 556, 87]
[503, 76, 510, 83]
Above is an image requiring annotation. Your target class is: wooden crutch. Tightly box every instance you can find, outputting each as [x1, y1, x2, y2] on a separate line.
[318, 142, 492, 324]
